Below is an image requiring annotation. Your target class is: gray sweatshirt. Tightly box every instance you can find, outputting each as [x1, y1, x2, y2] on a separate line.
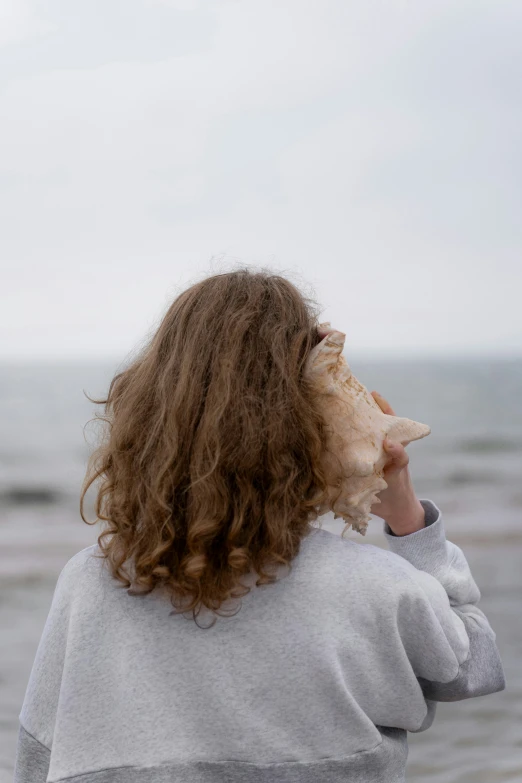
[14, 499, 506, 783]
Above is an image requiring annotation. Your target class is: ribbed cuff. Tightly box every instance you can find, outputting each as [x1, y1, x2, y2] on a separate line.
[383, 499, 449, 576]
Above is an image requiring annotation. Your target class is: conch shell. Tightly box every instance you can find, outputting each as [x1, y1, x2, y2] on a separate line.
[304, 325, 431, 535]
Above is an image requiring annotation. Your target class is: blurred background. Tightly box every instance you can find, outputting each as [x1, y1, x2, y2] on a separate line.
[1, 1, 521, 781]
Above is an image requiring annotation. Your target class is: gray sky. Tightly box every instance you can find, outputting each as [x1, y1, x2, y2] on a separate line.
[1, 0, 521, 361]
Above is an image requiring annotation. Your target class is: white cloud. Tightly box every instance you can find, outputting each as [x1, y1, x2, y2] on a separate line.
[0, 0, 521, 359]
[0, 0, 54, 47]
[145, 0, 203, 8]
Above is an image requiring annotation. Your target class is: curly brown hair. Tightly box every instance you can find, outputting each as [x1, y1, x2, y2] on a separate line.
[80, 265, 332, 627]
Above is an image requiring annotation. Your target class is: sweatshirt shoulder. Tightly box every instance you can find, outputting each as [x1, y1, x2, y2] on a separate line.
[304, 527, 422, 589]
[54, 543, 104, 592]
[61, 542, 101, 571]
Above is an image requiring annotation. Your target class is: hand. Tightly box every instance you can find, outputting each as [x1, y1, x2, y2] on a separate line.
[369, 391, 425, 536]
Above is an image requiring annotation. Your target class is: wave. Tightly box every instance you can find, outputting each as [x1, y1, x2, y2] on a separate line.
[458, 437, 521, 454]
[445, 470, 501, 487]
[0, 486, 63, 505]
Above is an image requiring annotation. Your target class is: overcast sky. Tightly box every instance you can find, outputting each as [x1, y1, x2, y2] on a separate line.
[1, 0, 521, 361]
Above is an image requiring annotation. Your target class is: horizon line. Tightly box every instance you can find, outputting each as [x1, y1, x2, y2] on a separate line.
[0, 352, 521, 366]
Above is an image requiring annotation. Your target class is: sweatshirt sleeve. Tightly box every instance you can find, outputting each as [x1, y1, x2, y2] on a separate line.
[383, 499, 506, 703]
[14, 549, 87, 782]
[13, 724, 51, 783]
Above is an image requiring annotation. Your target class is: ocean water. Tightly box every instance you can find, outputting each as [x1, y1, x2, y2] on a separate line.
[1, 357, 521, 781]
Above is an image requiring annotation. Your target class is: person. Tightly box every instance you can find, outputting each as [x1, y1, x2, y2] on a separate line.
[13, 268, 505, 783]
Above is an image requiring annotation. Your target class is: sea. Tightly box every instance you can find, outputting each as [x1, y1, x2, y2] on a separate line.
[1, 357, 521, 782]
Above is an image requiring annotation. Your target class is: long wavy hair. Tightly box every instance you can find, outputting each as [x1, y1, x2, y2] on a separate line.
[80, 266, 332, 627]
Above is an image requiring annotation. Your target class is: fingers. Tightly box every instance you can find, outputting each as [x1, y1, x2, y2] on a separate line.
[317, 322, 335, 339]
[371, 390, 396, 416]
[383, 438, 409, 469]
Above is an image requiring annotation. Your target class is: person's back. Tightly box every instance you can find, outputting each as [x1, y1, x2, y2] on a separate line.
[13, 269, 506, 782]
[14, 498, 506, 783]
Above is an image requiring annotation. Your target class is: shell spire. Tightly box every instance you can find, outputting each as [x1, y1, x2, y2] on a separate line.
[306, 327, 352, 392]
